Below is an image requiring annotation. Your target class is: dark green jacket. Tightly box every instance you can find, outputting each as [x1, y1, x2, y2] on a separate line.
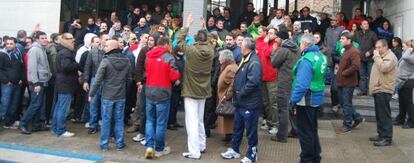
[177, 27, 214, 99]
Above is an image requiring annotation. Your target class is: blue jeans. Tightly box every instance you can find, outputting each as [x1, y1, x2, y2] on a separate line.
[20, 84, 46, 129]
[296, 106, 321, 163]
[89, 77, 101, 129]
[139, 86, 147, 134]
[100, 98, 125, 149]
[52, 94, 73, 135]
[145, 98, 170, 152]
[1, 83, 21, 126]
[232, 108, 259, 161]
[359, 61, 373, 94]
[338, 87, 362, 129]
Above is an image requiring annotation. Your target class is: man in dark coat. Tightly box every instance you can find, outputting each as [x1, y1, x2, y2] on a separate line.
[52, 33, 80, 137]
[221, 37, 262, 163]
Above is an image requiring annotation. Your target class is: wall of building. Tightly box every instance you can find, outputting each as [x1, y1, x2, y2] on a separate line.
[288, 0, 341, 15]
[0, 0, 61, 37]
[368, 0, 414, 40]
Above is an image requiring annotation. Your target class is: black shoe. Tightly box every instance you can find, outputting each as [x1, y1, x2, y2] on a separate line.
[210, 124, 217, 129]
[369, 136, 381, 141]
[20, 126, 31, 135]
[200, 149, 206, 154]
[116, 144, 126, 151]
[288, 131, 298, 138]
[352, 118, 365, 128]
[393, 120, 404, 126]
[373, 139, 392, 146]
[174, 123, 184, 128]
[205, 129, 211, 138]
[71, 118, 83, 124]
[271, 136, 287, 143]
[357, 92, 367, 96]
[88, 128, 97, 134]
[32, 126, 50, 132]
[167, 125, 178, 131]
[402, 122, 414, 129]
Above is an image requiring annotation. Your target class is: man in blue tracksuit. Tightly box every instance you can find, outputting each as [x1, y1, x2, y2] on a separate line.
[221, 37, 262, 163]
[291, 34, 327, 163]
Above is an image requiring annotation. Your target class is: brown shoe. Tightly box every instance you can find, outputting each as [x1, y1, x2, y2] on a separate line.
[341, 127, 351, 133]
[126, 125, 139, 133]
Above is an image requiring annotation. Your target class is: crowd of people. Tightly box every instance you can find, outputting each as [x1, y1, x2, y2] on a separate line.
[0, 2, 413, 163]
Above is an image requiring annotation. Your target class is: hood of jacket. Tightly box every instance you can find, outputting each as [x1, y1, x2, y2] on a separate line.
[106, 49, 128, 71]
[146, 46, 169, 59]
[281, 39, 298, 52]
[29, 42, 44, 50]
[83, 33, 97, 49]
[195, 41, 215, 60]
[302, 45, 320, 55]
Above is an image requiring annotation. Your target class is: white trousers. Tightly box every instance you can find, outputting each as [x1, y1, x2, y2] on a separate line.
[184, 97, 207, 157]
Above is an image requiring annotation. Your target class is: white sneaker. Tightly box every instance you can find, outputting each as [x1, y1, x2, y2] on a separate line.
[84, 122, 90, 128]
[240, 156, 257, 163]
[155, 146, 171, 157]
[392, 94, 399, 100]
[332, 105, 340, 113]
[140, 139, 146, 145]
[98, 120, 102, 126]
[260, 123, 269, 130]
[221, 148, 240, 159]
[268, 127, 278, 135]
[60, 131, 75, 137]
[182, 152, 201, 159]
[133, 133, 145, 142]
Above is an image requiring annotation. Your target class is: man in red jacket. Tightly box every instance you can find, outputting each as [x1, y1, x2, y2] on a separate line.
[256, 27, 279, 135]
[347, 8, 365, 30]
[143, 37, 180, 159]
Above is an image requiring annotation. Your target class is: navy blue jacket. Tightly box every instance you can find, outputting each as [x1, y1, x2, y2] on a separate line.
[123, 48, 136, 80]
[227, 45, 242, 64]
[233, 51, 263, 110]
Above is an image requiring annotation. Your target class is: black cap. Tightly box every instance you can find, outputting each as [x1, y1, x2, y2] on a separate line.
[276, 31, 289, 40]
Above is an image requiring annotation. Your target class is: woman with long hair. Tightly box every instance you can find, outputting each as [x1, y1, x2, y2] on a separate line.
[391, 37, 403, 60]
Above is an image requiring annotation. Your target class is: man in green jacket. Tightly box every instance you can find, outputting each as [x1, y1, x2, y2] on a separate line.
[177, 14, 214, 160]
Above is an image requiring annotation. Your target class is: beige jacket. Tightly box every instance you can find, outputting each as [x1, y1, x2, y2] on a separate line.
[369, 49, 398, 95]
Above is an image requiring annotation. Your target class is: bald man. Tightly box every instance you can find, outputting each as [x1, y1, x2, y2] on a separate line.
[89, 39, 132, 150]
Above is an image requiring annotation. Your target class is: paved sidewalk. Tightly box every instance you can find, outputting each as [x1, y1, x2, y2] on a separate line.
[0, 112, 413, 163]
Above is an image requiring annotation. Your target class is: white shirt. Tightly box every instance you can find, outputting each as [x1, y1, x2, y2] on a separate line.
[269, 17, 284, 28]
[133, 43, 145, 64]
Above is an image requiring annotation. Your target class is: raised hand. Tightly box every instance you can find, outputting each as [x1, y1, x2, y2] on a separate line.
[186, 14, 194, 27]
[200, 16, 206, 28]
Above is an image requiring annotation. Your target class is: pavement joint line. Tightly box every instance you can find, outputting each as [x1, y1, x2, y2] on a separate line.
[0, 143, 104, 162]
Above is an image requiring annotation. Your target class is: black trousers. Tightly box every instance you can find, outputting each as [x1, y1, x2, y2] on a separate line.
[374, 93, 393, 141]
[296, 105, 321, 163]
[276, 89, 290, 139]
[330, 77, 339, 106]
[168, 86, 181, 125]
[397, 79, 414, 124]
[204, 87, 217, 130]
[125, 80, 137, 124]
[45, 83, 56, 124]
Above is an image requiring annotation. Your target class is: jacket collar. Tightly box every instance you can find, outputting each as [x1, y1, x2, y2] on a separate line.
[238, 51, 254, 69]
[302, 45, 320, 56]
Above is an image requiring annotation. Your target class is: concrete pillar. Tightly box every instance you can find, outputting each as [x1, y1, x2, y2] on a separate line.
[182, 0, 208, 35]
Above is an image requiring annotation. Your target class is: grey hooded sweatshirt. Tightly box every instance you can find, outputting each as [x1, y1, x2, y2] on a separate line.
[89, 49, 131, 100]
[27, 42, 52, 86]
[271, 39, 301, 94]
